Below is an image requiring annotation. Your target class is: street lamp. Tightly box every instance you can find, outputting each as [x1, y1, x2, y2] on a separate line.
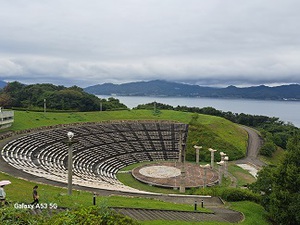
[67, 131, 75, 195]
[224, 156, 229, 177]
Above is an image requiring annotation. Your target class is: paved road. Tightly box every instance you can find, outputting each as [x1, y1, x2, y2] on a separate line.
[236, 125, 266, 168]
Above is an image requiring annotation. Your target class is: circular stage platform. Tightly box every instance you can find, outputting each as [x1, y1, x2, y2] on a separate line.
[131, 162, 219, 188]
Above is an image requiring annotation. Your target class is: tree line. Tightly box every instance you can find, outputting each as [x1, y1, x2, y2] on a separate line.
[0, 81, 127, 112]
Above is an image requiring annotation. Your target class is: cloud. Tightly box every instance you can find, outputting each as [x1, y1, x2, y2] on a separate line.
[0, 0, 300, 87]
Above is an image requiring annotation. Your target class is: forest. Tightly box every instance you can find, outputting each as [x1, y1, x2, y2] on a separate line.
[0, 81, 127, 112]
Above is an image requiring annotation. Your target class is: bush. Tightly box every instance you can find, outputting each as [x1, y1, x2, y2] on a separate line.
[260, 141, 277, 157]
[0, 205, 139, 225]
[220, 188, 261, 203]
[189, 187, 261, 203]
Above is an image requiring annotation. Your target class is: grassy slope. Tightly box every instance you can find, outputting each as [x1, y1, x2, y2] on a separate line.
[259, 147, 286, 165]
[0, 172, 210, 212]
[228, 163, 256, 187]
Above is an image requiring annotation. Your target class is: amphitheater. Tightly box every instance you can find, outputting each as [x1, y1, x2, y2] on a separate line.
[1, 120, 220, 193]
[0, 120, 247, 223]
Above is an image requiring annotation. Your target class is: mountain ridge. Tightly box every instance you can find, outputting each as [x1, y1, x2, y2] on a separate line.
[84, 80, 300, 101]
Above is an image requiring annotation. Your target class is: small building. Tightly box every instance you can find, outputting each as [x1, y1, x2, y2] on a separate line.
[0, 108, 14, 129]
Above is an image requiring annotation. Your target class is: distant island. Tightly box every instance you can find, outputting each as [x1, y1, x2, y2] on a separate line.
[84, 80, 300, 101]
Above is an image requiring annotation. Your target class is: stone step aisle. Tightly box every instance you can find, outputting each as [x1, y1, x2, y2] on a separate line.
[112, 207, 243, 223]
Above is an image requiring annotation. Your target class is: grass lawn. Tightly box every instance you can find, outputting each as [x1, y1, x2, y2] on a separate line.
[117, 172, 180, 195]
[228, 163, 256, 187]
[0, 171, 271, 224]
[259, 147, 285, 166]
[0, 172, 210, 213]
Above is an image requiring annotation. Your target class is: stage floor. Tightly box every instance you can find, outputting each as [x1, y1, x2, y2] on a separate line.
[131, 161, 219, 188]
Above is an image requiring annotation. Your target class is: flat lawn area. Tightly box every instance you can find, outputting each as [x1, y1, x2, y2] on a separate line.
[117, 172, 179, 194]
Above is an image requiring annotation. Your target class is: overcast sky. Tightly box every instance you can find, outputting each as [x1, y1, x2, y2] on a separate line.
[0, 0, 300, 87]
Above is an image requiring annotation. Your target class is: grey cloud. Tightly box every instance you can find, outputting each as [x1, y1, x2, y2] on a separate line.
[0, 0, 299, 87]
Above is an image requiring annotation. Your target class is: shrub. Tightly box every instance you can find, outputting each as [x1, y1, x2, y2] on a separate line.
[260, 141, 277, 157]
[0, 205, 139, 225]
[189, 187, 261, 203]
[220, 188, 261, 203]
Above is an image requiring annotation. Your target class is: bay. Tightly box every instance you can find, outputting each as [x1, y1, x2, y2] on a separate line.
[98, 95, 300, 128]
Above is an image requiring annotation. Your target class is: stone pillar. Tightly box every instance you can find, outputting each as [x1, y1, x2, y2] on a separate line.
[220, 152, 226, 161]
[179, 168, 186, 193]
[224, 156, 229, 178]
[200, 164, 210, 188]
[208, 148, 217, 169]
[217, 161, 225, 185]
[194, 145, 202, 164]
[179, 131, 185, 163]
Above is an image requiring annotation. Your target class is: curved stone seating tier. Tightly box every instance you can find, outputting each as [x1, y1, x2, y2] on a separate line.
[1, 121, 188, 191]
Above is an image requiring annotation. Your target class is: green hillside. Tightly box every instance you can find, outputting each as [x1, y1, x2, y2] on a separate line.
[8, 109, 247, 161]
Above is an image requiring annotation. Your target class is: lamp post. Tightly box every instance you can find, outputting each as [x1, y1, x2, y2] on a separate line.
[44, 99, 46, 113]
[224, 156, 229, 178]
[67, 131, 75, 195]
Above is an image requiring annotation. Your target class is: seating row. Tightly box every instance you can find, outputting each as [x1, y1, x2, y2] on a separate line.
[1, 121, 188, 189]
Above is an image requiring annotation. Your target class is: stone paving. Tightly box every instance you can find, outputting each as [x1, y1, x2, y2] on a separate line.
[132, 162, 219, 188]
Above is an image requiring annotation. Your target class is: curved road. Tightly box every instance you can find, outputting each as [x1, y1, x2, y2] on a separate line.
[236, 125, 266, 168]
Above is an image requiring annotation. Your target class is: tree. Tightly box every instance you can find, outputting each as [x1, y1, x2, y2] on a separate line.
[250, 134, 300, 225]
[260, 141, 277, 157]
[0, 93, 12, 108]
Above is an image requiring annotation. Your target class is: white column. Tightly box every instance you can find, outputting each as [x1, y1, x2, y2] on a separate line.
[220, 152, 226, 161]
[194, 145, 202, 164]
[217, 161, 225, 185]
[200, 164, 210, 187]
[224, 156, 229, 178]
[208, 148, 217, 169]
[179, 167, 186, 193]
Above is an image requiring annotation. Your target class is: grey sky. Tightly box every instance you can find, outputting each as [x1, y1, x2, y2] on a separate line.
[0, 0, 300, 87]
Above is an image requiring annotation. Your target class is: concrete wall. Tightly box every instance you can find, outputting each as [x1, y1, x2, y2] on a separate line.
[0, 110, 14, 129]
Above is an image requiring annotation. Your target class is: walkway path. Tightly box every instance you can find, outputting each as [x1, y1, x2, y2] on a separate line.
[236, 125, 266, 176]
[113, 207, 243, 223]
